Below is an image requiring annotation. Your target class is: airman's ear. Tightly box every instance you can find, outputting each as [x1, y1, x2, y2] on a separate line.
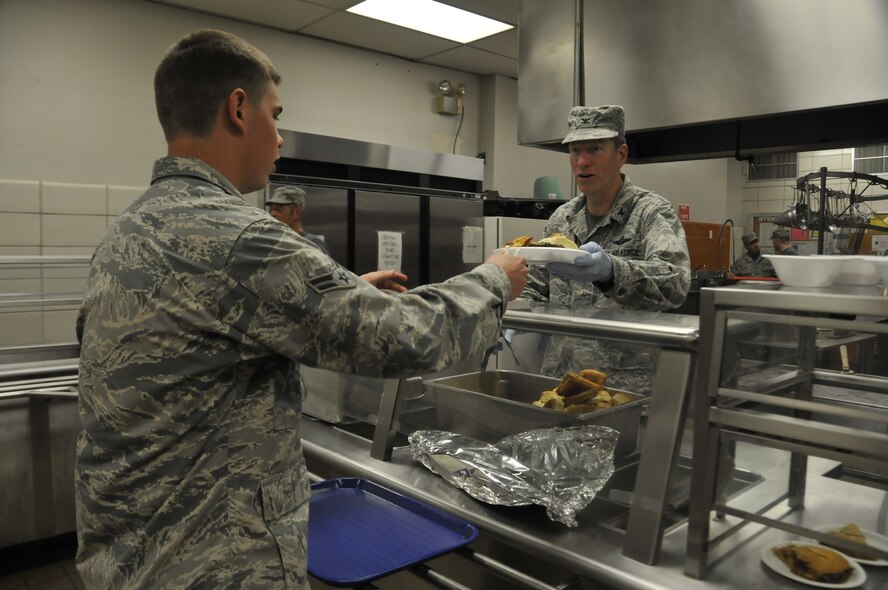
[227, 89, 247, 132]
[617, 142, 629, 166]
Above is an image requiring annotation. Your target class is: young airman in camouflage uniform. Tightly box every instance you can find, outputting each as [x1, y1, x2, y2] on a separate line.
[522, 106, 690, 393]
[75, 30, 528, 590]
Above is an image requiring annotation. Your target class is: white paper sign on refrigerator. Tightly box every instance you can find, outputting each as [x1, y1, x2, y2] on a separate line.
[377, 231, 403, 272]
[462, 226, 484, 264]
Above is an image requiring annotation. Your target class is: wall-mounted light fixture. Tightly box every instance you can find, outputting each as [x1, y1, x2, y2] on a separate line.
[437, 79, 467, 116]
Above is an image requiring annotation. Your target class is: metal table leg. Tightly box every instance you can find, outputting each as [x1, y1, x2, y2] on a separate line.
[622, 347, 696, 564]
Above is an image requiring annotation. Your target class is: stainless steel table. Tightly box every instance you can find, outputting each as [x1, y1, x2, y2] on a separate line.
[301, 418, 888, 590]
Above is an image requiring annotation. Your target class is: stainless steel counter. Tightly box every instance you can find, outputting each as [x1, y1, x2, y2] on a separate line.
[301, 417, 888, 590]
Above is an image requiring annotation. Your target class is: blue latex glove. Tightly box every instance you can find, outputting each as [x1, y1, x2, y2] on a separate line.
[547, 241, 614, 283]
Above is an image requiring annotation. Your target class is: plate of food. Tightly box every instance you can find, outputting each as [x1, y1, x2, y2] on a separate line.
[762, 542, 866, 588]
[497, 233, 589, 264]
[812, 524, 888, 567]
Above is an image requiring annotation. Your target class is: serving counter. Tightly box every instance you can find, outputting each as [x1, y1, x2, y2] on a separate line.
[305, 295, 886, 589]
[2, 282, 886, 588]
[301, 418, 888, 589]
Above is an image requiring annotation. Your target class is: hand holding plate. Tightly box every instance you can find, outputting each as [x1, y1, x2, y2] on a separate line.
[547, 241, 613, 283]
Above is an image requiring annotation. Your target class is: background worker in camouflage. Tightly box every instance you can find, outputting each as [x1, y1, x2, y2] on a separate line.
[265, 185, 331, 256]
[771, 227, 799, 255]
[727, 232, 777, 278]
[75, 29, 528, 590]
[520, 105, 690, 393]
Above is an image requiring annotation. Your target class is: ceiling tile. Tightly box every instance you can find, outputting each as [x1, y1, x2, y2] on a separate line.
[438, 0, 518, 24]
[305, 0, 361, 8]
[469, 28, 518, 59]
[301, 12, 459, 60]
[421, 45, 518, 77]
[159, 0, 334, 32]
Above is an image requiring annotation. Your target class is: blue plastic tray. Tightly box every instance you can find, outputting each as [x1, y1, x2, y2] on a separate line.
[308, 478, 478, 587]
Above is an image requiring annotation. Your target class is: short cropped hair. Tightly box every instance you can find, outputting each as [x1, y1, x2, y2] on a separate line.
[154, 29, 281, 141]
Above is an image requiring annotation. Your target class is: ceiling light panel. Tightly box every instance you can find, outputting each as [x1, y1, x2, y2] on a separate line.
[347, 0, 513, 44]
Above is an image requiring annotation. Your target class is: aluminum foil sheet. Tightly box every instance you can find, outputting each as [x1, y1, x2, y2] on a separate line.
[409, 425, 618, 527]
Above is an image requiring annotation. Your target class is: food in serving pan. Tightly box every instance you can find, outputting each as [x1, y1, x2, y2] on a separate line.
[504, 233, 579, 249]
[770, 543, 854, 584]
[532, 369, 635, 414]
[824, 523, 879, 561]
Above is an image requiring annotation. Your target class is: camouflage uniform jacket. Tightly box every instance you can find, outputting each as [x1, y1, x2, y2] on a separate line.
[522, 176, 690, 392]
[730, 252, 776, 277]
[75, 157, 511, 590]
[297, 230, 330, 257]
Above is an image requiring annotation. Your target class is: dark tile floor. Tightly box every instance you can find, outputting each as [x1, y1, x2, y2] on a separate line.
[0, 535, 83, 590]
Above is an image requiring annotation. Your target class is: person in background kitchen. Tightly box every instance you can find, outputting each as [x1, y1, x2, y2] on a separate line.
[74, 29, 528, 590]
[725, 232, 777, 279]
[266, 185, 331, 256]
[519, 105, 691, 394]
[771, 227, 799, 255]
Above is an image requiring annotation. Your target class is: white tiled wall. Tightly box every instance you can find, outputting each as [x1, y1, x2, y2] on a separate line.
[740, 148, 855, 216]
[0, 178, 144, 347]
[739, 148, 870, 255]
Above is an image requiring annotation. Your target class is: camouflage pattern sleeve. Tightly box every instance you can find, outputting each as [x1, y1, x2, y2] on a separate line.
[221, 219, 511, 377]
[521, 262, 551, 302]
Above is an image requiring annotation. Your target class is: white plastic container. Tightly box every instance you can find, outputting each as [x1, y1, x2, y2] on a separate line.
[835, 255, 883, 285]
[764, 254, 846, 287]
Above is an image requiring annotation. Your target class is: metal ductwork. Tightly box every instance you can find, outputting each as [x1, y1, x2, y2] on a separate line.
[518, 0, 888, 163]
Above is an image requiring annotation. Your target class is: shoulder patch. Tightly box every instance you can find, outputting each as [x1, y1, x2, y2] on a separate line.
[308, 268, 356, 294]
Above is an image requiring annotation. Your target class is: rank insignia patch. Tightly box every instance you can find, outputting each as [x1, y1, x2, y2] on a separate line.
[308, 268, 356, 294]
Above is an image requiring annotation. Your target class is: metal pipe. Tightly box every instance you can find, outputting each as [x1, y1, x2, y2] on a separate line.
[818, 166, 828, 254]
[408, 564, 471, 590]
[457, 548, 563, 590]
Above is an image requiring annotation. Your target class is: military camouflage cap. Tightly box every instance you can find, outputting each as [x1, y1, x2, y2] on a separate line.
[741, 232, 758, 245]
[265, 185, 305, 207]
[562, 105, 625, 144]
[771, 228, 790, 240]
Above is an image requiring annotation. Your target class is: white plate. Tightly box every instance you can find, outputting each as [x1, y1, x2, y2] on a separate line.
[762, 542, 866, 588]
[811, 525, 888, 567]
[498, 246, 589, 264]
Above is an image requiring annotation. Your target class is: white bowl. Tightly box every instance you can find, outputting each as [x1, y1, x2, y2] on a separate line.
[868, 255, 888, 285]
[763, 254, 846, 287]
[835, 255, 881, 285]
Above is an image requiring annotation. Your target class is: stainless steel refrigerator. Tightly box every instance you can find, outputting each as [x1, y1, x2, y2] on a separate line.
[267, 182, 485, 289]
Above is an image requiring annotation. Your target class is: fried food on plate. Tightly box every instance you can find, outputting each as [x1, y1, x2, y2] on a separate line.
[825, 523, 878, 561]
[771, 544, 854, 584]
[504, 235, 534, 247]
[504, 233, 578, 249]
[533, 233, 578, 249]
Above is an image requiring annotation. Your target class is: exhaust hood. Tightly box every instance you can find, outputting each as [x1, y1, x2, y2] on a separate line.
[518, 0, 888, 163]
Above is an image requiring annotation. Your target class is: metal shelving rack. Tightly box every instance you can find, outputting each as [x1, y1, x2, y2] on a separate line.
[685, 283, 888, 578]
[0, 255, 88, 548]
